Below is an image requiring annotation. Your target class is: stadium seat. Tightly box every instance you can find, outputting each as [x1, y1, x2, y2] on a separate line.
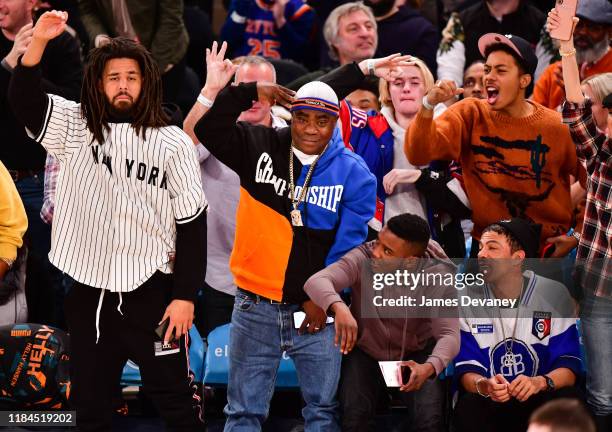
[204, 324, 299, 388]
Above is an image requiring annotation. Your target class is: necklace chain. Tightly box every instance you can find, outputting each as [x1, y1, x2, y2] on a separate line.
[496, 279, 525, 356]
[288, 143, 327, 211]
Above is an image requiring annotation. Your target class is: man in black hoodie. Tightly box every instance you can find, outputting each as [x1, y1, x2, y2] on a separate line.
[365, 0, 439, 76]
[0, 0, 82, 327]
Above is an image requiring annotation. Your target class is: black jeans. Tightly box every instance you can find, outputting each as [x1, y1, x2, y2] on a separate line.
[65, 272, 203, 431]
[453, 386, 583, 432]
[339, 346, 445, 432]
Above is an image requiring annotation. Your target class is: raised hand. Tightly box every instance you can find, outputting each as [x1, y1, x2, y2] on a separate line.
[256, 82, 295, 109]
[271, 0, 289, 27]
[426, 80, 464, 106]
[371, 53, 417, 82]
[4, 23, 33, 68]
[546, 8, 578, 50]
[204, 41, 238, 95]
[32, 10, 67, 41]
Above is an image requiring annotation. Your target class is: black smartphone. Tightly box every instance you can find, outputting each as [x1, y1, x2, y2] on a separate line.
[401, 365, 412, 385]
[155, 318, 174, 341]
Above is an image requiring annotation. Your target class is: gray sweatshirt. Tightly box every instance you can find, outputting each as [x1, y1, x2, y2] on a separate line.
[304, 240, 460, 375]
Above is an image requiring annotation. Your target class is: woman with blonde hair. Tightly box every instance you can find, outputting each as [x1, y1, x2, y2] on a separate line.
[581, 72, 612, 132]
[319, 55, 471, 256]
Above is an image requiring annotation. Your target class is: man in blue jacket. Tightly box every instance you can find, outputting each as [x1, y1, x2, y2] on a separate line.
[194, 43, 381, 431]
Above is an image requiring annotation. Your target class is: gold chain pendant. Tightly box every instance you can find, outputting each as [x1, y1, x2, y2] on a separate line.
[291, 209, 303, 227]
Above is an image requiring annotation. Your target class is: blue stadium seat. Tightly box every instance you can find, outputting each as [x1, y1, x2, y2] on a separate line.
[120, 325, 206, 386]
[204, 324, 299, 388]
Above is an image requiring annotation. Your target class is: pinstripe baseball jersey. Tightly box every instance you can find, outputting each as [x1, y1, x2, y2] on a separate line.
[26, 94, 207, 292]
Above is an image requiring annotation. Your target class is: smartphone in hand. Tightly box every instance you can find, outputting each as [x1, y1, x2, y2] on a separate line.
[400, 365, 412, 386]
[550, 0, 579, 41]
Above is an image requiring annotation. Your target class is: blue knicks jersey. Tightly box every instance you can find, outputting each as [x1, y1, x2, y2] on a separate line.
[455, 271, 583, 383]
[233, 0, 314, 59]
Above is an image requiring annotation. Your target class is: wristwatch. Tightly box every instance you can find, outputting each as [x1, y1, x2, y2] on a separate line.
[544, 375, 555, 392]
[571, 230, 581, 242]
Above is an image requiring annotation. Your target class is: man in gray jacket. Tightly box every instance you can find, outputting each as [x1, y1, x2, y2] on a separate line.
[304, 213, 460, 432]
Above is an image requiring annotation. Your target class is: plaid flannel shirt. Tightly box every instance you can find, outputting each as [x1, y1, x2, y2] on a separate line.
[40, 153, 59, 225]
[562, 99, 611, 298]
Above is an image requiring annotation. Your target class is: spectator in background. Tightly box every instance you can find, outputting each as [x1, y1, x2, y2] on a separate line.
[78, 0, 194, 112]
[220, 0, 316, 66]
[533, 0, 612, 111]
[183, 0, 216, 88]
[528, 399, 595, 432]
[0, 161, 27, 282]
[345, 75, 380, 111]
[461, 60, 485, 99]
[288, 1, 377, 90]
[398, 0, 441, 29]
[183, 49, 288, 337]
[549, 9, 612, 431]
[0, 0, 82, 327]
[365, 0, 439, 76]
[0, 160, 27, 325]
[580, 73, 612, 134]
[304, 214, 459, 432]
[437, 0, 547, 88]
[453, 219, 582, 432]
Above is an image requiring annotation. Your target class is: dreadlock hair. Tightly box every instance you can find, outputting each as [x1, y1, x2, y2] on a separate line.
[81, 37, 169, 145]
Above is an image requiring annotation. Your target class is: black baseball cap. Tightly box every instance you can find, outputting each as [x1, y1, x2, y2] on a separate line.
[478, 33, 538, 77]
[491, 218, 542, 259]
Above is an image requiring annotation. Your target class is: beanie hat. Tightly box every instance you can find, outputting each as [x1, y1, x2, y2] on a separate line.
[290, 81, 340, 117]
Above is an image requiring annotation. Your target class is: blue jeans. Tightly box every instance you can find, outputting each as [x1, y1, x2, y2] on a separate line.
[580, 293, 612, 416]
[224, 291, 342, 431]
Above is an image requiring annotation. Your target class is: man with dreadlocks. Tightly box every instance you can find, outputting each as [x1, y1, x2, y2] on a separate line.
[8, 11, 207, 431]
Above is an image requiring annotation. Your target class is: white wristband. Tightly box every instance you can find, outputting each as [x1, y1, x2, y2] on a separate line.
[197, 94, 214, 108]
[366, 59, 375, 76]
[422, 95, 435, 111]
[231, 11, 246, 24]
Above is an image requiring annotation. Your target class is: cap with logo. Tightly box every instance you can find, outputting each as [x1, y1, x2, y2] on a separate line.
[477, 33, 538, 77]
[290, 81, 340, 117]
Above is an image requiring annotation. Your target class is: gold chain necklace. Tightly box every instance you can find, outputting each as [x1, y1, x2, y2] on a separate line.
[288, 143, 327, 227]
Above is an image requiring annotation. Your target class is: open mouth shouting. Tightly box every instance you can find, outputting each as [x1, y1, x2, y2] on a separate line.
[486, 85, 499, 105]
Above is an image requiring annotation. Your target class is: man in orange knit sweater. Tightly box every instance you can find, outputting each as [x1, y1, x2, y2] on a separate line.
[406, 33, 583, 258]
[532, 0, 612, 111]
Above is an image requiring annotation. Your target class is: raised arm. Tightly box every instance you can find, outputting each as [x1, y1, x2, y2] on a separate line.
[9, 11, 69, 143]
[405, 80, 465, 165]
[183, 41, 238, 146]
[193, 79, 293, 174]
[318, 54, 415, 101]
[546, 11, 583, 104]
